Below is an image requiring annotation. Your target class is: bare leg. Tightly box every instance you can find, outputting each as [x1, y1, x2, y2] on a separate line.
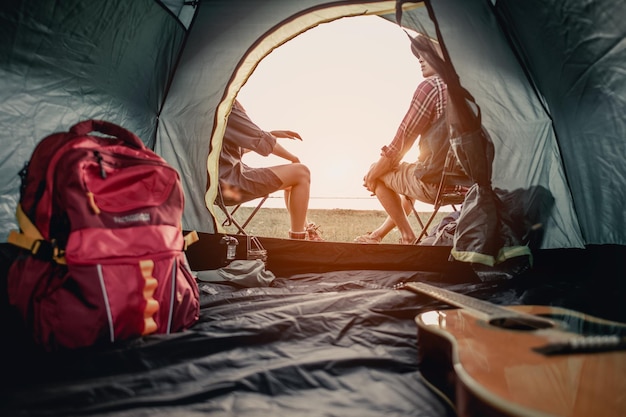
[372, 182, 416, 244]
[283, 187, 291, 216]
[366, 195, 414, 241]
[269, 163, 310, 233]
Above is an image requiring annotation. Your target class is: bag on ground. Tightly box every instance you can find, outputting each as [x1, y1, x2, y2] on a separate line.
[7, 119, 199, 350]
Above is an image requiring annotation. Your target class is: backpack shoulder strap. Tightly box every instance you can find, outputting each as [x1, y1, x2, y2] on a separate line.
[7, 204, 66, 264]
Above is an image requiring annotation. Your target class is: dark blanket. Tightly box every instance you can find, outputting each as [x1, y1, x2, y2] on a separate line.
[1, 242, 625, 417]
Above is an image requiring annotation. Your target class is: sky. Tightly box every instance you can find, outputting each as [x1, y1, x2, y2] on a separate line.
[236, 15, 430, 211]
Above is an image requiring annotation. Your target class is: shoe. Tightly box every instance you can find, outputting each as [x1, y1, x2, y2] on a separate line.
[306, 222, 324, 241]
[354, 232, 381, 244]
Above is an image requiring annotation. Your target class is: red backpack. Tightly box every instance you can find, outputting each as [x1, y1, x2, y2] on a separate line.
[7, 120, 200, 351]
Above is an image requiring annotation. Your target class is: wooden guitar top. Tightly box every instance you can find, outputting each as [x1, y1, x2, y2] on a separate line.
[406, 282, 626, 417]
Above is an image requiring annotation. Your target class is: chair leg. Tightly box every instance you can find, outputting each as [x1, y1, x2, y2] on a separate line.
[409, 199, 425, 230]
[408, 150, 469, 244]
[405, 195, 439, 243]
[240, 195, 269, 230]
[414, 204, 442, 243]
[217, 195, 269, 236]
[413, 168, 449, 244]
[229, 204, 242, 216]
[218, 203, 247, 235]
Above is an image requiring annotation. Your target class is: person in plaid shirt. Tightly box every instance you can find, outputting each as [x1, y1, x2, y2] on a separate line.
[356, 36, 448, 245]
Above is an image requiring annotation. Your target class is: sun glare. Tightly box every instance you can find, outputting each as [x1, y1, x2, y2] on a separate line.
[237, 15, 428, 211]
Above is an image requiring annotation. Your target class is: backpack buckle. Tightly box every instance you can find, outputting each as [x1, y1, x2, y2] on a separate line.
[31, 239, 65, 264]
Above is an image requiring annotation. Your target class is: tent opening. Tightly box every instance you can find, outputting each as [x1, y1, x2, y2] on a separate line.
[207, 7, 435, 242]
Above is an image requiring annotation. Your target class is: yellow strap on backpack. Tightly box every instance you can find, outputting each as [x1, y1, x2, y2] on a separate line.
[7, 204, 66, 265]
[183, 229, 199, 250]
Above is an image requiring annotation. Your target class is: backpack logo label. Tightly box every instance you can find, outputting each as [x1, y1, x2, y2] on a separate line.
[113, 213, 150, 224]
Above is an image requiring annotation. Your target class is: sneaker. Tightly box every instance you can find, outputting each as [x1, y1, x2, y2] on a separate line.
[305, 222, 324, 241]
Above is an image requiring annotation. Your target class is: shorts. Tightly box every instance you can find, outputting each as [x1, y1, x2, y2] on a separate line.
[379, 162, 439, 204]
[220, 166, 283, 206]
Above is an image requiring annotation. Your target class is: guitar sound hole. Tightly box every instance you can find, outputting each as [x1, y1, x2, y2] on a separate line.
[489, 316, 554, 331]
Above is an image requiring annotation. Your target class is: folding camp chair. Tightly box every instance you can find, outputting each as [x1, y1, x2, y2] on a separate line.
[410, 150, 471, 243]
[215, 187, 270, 266]
[216, 187, 269, 236]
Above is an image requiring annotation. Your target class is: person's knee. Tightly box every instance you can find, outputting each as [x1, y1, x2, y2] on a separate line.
[372, 179, 385, 194]
[292, 163, 311, 184]
[274, 163, 311, 188]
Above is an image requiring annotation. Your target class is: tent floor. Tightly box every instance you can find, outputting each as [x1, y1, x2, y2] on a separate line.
[1, 240, 624, 416]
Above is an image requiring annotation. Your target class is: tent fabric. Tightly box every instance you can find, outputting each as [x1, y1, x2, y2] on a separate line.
[2, 1, 626, 415]
[494, 0, 626, 246]
[1, 270, 457, 417]
[2, 0, 623, 251]
[0, 0, 185, 240]
[2, 239, 625, 417]
[155, 0, 404, 237]
[184, 232, 474, 277]
[420, 0, 584, 249]
[167, 0, 621, 249]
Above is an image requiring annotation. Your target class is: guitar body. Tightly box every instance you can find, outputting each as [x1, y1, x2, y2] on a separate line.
[415, 304, 626, 417]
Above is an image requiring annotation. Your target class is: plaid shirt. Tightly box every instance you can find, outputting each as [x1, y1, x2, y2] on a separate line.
[381, 76, 447, 163]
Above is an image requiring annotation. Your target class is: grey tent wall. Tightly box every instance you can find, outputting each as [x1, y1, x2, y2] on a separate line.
[0, 0, 185, 241]
[155, 0, 400, 235]
[1, 0, 624, 250]
[495, 0, 626, 246]
[163, 0, 585, 248]
[418, 0, 584, 248]
[134, 0, 624, 250]
[395, 0, 626, 248]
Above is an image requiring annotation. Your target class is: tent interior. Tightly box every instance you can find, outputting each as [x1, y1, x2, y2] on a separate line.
[1, 0, 625, 416]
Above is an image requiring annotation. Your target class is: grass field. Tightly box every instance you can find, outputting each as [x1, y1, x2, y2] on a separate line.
[213, 206, 452, 244]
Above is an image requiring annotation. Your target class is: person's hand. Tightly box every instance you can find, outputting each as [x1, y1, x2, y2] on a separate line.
[363, 157, 393, 195]
[363, 168, 377, 196]
[270, 130, 302, 141]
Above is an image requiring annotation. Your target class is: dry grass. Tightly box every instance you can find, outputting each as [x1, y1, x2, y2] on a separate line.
[214, 206, 453, 243]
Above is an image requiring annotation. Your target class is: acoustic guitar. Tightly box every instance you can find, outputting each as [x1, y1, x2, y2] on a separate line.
[403, 282, 626, 417]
